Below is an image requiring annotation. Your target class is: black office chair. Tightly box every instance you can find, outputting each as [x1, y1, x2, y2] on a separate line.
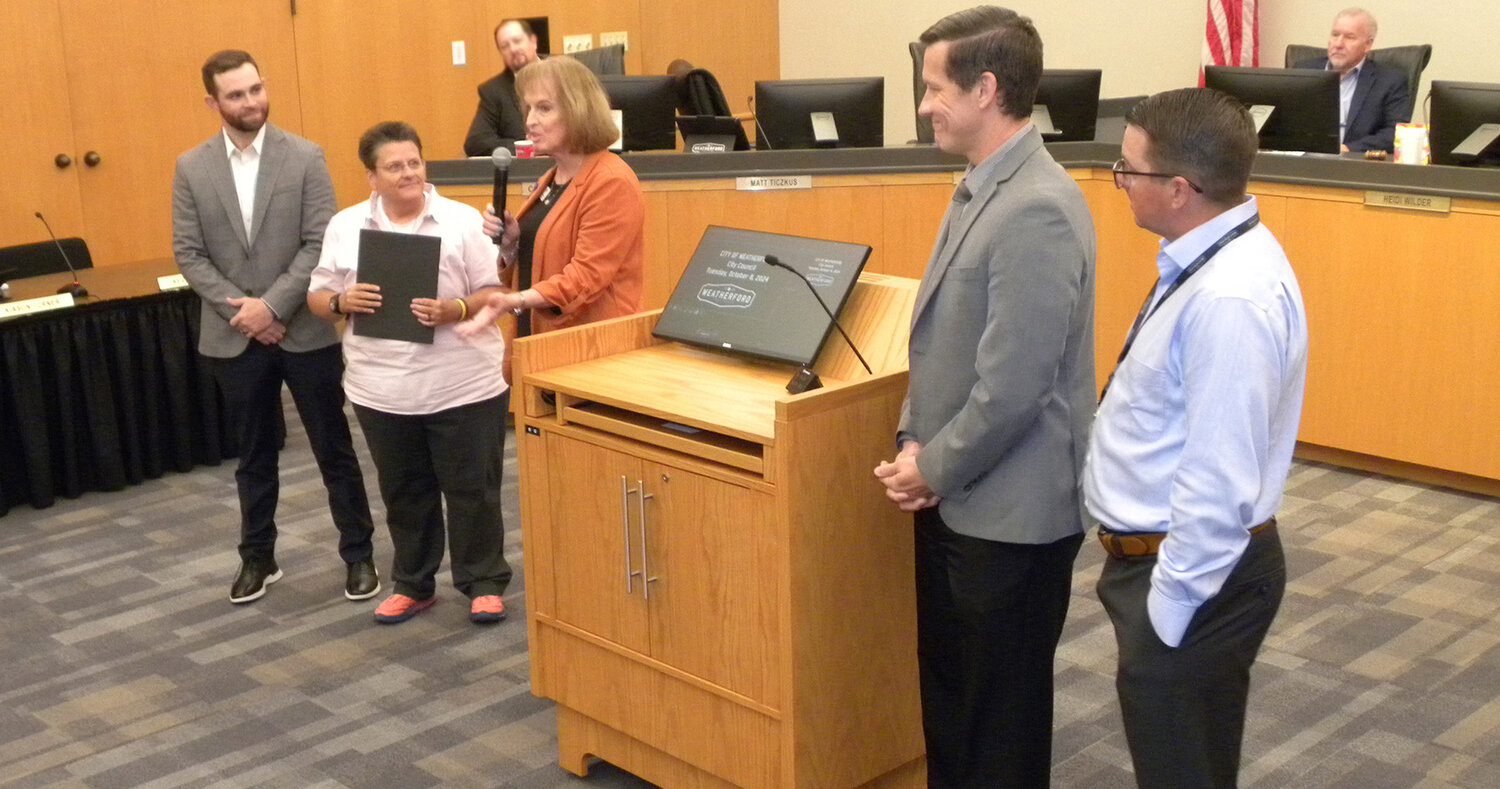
[674, 68, 734, 117]
[910, 41, 934, 144]
[0, 237, 93, 280]
[570, 44, 626, 77]
[1284, 43, 1433, 111]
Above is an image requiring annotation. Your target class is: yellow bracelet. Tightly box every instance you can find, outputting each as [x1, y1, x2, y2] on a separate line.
[456, 297, 468, 321]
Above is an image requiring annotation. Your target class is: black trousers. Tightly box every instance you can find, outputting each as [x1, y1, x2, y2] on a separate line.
[1097, 525, 1286, 789]
[914, 508, 1083, 789]
[207, 342, 374, 565]
[353, 393, 511, 599]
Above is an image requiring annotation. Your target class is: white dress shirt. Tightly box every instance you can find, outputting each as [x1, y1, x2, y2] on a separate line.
[224, 125, 266, 241]
[310, 184, 506, 415]
[1083, 195, 1308, 647]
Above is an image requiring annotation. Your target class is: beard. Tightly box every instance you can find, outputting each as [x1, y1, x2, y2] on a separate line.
[222, 104, 269, 134]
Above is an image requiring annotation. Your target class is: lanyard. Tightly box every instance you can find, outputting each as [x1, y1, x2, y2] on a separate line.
[1100, 213, 1259, 402]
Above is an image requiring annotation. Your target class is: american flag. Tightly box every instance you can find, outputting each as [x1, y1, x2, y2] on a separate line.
[1202, 0, 1259, 79]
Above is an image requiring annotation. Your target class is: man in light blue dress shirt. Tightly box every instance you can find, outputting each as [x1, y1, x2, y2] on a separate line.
[1084, 88, 1308, 788]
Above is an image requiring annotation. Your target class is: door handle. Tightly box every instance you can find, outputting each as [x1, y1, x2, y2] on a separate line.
[637, 479, 658, 600]
[54, 154, 72, 169]
[621, 476, 640, 594]
[83, 151, 100, 167]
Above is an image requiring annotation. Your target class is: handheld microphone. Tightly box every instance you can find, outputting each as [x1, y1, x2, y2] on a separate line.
[490, 147, 513, 245]
[34, 211, 87, 298]
[764, 254, 872, 380]
[749, 95, 774, 150]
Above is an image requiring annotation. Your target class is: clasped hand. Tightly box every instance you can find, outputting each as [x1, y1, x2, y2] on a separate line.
[873, 441, 941, 512]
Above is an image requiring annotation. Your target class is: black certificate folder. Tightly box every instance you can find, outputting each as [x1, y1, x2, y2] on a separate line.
[353, 228, 441, 344]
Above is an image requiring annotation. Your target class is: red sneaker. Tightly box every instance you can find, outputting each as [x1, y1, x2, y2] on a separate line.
[470, 595, 506, 624]
[373, 593, 436, 624]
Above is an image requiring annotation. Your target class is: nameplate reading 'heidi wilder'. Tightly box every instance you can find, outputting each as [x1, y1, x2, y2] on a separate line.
[157, 274, 190, 291]
[1364, 190, 1452, 213]
[0, 293, 74, 321]
[736, 175, 811, 192]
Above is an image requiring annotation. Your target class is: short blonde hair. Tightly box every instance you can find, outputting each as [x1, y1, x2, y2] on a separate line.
[515, 57, 618, 154]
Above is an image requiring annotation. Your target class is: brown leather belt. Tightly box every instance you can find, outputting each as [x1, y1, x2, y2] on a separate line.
[1097, 517, 1276, 559]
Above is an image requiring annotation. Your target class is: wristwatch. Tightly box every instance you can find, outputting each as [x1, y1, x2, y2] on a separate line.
[329, 293, 342, 315]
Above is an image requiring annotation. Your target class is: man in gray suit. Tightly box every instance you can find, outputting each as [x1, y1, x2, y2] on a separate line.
[173, 50, 377, 605]
[874, 7, 1095, 787]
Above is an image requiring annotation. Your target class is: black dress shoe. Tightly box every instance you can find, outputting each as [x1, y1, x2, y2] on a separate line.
[230, 560, 282, 604]
[345, 559, 380, 601]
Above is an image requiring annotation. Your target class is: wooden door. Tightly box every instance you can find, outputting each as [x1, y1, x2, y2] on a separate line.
[55, 0, 304, 266]
[644, 461, 779, 704]
[544, 434, 650, 653]
[1, 1, 86, 247]
[291, 0, 503, 204]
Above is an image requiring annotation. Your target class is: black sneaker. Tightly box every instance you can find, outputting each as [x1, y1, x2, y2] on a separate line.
[345, 559, 380, 601]
[229, 560, 282, 604]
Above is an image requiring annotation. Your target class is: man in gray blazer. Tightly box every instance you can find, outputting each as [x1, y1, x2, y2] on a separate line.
[874, 7, 1095, 787]
[173, 50, 376, 605]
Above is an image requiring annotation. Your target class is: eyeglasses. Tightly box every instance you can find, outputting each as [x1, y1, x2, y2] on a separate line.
[379, 159, 425, 176]
[1111, 159, 1203, 193]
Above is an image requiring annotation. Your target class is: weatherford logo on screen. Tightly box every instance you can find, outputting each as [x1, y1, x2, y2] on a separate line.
[697, 283, 756, 308]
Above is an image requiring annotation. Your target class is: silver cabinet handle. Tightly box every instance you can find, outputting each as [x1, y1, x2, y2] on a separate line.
[621, 476, 639, 594]
[638, 479, 658, 600]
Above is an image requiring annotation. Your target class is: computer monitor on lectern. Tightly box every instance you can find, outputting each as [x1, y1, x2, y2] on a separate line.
[753, 77, 884, 150]
[1204, 66, 1340, 153]
[1430, 80, 1500, 167]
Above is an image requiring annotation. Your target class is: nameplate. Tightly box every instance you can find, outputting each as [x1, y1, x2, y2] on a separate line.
[736, 175, 811, 192]
[0, 293, 75, 320]
[157, 273, 190, 291]
[1364, 190, 1452, 214]
[521, 182, 537, 197]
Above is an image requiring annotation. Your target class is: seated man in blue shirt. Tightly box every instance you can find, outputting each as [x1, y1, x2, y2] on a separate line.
[1295, 7, 1410, 153]
[1086, 88, 1308, 788]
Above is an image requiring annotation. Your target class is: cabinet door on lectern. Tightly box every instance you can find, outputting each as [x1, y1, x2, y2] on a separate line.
[645, 461, 779, 704]
[545, 434, 650, 654]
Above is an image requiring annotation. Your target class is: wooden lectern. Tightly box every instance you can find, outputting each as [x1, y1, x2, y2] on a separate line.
[513, 273, 926, 788]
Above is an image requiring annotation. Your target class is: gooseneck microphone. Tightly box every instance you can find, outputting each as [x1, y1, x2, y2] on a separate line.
[34, 211, 87, 298]
[763, 254, 872, 375]
[749, 95, 774, 150]
[490, 147, 513, 245]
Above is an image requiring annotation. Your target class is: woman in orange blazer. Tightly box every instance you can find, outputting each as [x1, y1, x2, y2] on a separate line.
[460, 56, 645, 380]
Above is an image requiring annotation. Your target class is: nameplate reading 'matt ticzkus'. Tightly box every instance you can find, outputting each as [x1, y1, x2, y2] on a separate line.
[736, 175, 811, 192]
[1364, 190, 1452, 214]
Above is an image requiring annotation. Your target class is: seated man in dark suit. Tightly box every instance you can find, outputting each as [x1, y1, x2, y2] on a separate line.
[462, 18, 543, 156]
[1295, 7, 1410, 153]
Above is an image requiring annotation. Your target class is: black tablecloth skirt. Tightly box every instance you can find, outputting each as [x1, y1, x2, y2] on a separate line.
[0, 293, 236, 516]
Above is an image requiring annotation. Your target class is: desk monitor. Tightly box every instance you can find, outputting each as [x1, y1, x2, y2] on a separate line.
[1033, 69, 1102, 141]
[597, 75, 678, 151]
[1430, 80, 1500, 167]
[653, 225, 871, 367]
[1204, 66, 1340, 153]
[753, 77, 884, 150]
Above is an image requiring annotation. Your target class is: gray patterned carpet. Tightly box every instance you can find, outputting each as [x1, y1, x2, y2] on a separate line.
[3, 396, 1499, 788]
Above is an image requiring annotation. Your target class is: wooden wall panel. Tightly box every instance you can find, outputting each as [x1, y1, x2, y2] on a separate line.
[56, 0, 302, 266]
[1280, 198, 1500, 479]
[292, 0, 496, 205]
[874, 179, 949, 279]
[637, 1, 780, 119]
[1, 1, 84, 247]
